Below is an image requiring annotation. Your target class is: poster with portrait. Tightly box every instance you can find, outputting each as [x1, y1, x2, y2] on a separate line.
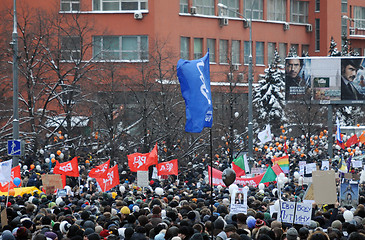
[230, 187, 248, 214]
[285, 57, 365, 103]
[340, 179, 359, 208]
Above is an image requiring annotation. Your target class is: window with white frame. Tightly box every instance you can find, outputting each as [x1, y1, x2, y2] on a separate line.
[181, 37, 190, 60]
[244, 0, 263, 20]
[93, 35, 148, 61]
[180, 0, 189, 13]
[341, 0, 347, 13]
[194, 38, 203, 59]
[256, 42, 264, 65]
[193, 0, 215, 16]
[93, 0, 148, 11]
[279, 43, 287, 63]
[218, 0, 239, 18]
[207, 39, 216, 63]
[354, 6, 365, 30]
[61, 0, 80, 11]
[244, 41, 251, 64]
[219, 40, 228, 63]
[61, 36, 81, 61]
[290, 0, 308, 23]
[267, 0, 286, 21]
[268, 42, 276, 65]
[231, 40, 240, 64]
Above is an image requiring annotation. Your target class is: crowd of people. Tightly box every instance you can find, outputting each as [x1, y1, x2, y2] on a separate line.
[2, 159, 365, 240]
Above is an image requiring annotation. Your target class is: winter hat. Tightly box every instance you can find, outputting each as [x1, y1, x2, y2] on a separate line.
[84, 228, 95, 236]
[99, 230, 110, 238]
[286, 227, 298, 240]
[2, 230, 15, 240]
[60, 221, 72, 234]
[331, 220, 342, 230]
[45, 232, 58, 240]
[246, 216, 256, 229]
[84, 220, 96, 230]
[88, 233, 101, 240]
[213, 218, 225, 230]
[255, 219, 266, 228]
[121, 207, 130, 215]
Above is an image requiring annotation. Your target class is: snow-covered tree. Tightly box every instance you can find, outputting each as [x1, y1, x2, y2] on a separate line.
[253, 49, 286, 131]
[328, 37, 341, 56]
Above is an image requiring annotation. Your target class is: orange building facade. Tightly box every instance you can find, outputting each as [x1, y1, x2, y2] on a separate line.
[3, 0, 365, 91]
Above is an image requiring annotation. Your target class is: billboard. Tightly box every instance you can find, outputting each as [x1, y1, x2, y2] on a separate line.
[285, 57, 365, 104]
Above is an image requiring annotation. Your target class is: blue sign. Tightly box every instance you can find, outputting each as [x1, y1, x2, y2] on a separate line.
[7, 140, 22, 156]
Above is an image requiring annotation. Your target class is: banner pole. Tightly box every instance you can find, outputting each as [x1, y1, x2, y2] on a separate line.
[210, 128, 213, 240]
[6, 181, 11, 207]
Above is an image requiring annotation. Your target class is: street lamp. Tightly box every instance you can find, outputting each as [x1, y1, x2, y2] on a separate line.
[217, 3, 254, 165]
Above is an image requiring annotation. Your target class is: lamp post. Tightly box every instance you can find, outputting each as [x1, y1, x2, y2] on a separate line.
[11, 0, 20, 167]
[217, 3, 254, 165]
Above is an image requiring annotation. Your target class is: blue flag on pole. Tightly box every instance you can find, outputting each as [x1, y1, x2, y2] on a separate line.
[177, 51, 213, 133]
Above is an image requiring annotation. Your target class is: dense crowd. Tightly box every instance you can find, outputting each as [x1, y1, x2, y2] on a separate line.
[2, 165, 365, 240]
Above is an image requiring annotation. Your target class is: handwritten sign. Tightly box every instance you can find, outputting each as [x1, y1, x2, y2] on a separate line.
[278, 201, 312, 225]
[42, 174, 63, 194]
[137, 171, 149, 188]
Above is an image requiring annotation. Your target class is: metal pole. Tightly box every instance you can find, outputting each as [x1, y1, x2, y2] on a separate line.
[248, 7, 253, 166]
[328, 104, 333, 159]
[209, 128, 214, 239]
[12, 0, 19, 167]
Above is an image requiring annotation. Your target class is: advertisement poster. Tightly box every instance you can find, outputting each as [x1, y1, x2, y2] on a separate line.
[285, 57, 365, 102]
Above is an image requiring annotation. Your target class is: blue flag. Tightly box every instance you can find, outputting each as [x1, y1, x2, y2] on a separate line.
[177, 51, 213, 133]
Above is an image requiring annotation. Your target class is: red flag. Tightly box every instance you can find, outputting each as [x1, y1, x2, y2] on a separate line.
[157, 159, 178, 176]
[345, 134, 359, 147]
[53, 157, 79, 177]
[95, 165, 120, 192]
[284, 141, 288, 154]
[0, 166, 21, 192]
[128, 143, 158, 172]
[89, 160, 110, 178]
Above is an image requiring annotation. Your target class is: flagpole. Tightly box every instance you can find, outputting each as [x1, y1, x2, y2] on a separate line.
[210, 128, 214, 240]
[6, 181, 11, 207]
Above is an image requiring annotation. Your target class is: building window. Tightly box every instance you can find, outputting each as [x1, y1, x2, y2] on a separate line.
[267, 0, 286, 21]
[231, 40, 240, 64]
[194, 38, 203, 59]
[93, 35, 148, 61]
[341, 0, 347, 13]
[93, 0, 148, 11]
[219, 39, 228, 64]
[61, 36, 81, 61]
[60, 0, 80, 11]
[302, 44, 309, 56]
[268, 42, 276, 65]
[218, 0, 239, 18]
[315, 0, 320, 12]
[315, 19, 320, 51]
[256, 42, 264, 65]
[180, 0, 188, 13]
[193, 0, 214, 15]
[353, 6, 365, 30]
[341, 18, 348, 37]
[244, 0, 263, 20]
[291, 44, 299, 55]
[207, 39, 216, 63]
[278, 43, 287, 63]
[290, 0, 308, 23]
[180, 37, 190, 60]
[244, 41, 251, 64]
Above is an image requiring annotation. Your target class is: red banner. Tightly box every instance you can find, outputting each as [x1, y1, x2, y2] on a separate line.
[95, 165, 120, 192]
[208, 166, 264, 187]
[128, 143, 158, 172]
[53, 157, 79, 177]
[0, 166, 21, 192]
[89, 159, 110, 178]
[157, 159, 178, 176]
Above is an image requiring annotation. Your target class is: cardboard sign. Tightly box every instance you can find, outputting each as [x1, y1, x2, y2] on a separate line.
[137, 171, 149, 188]
[41, 174, 63, 194]
[312, 170, 337, 205]
[304, 183, 314, 200]
[278, 201, 312, 225]
[230, 188, 248, 214]
[1, 209, 7, 226]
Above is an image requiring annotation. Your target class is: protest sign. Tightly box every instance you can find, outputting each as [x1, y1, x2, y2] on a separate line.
[340, 179, 359, 208]
[321, 161, 329, 171]
[137, 171, 149, 188]
[41, 174, 63, 194]
[230, 188, 248, 214]
[312, 170, 337, 205]
[278, 201, 312, 225]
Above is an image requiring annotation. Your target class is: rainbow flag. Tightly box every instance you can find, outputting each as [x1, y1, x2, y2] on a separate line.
[272, 155, 289, 173]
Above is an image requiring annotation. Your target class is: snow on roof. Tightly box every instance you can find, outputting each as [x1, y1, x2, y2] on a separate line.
[45, 116, 89, 128]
